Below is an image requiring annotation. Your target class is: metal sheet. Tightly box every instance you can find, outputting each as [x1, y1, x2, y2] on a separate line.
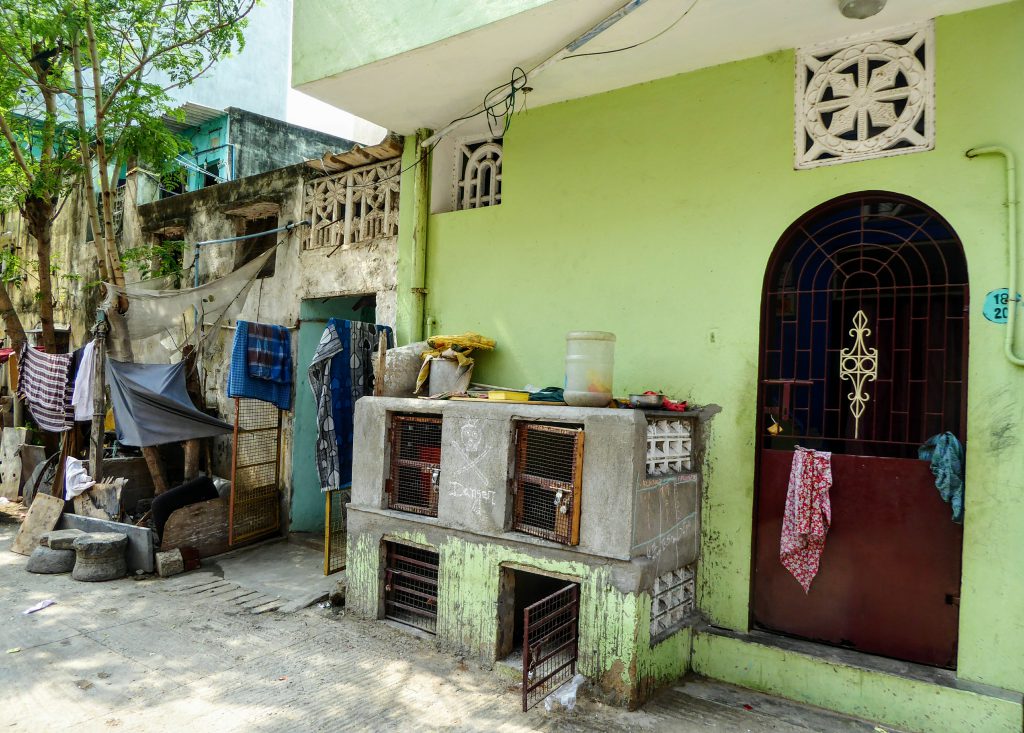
[753, 449, 962, 668]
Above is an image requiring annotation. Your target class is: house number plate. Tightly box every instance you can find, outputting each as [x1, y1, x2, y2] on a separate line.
[983, 288, 1021, 324]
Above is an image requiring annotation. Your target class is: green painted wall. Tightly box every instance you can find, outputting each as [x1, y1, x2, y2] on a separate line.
[292, 0, 555, 87]
[346, 530, 692, 703]
[420, 0, 1024, 697]
[289, 296, 375, 532]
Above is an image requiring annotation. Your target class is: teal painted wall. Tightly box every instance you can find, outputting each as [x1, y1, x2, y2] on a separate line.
[419, 1, 1024, 697]
[292, 0, 555, 86]
[289, 296, 375, 532]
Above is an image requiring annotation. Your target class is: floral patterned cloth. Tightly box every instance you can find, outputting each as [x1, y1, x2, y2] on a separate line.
[780, 447, 832, 593]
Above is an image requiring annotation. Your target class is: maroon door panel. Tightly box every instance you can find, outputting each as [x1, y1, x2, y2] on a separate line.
[753, 449, 963, 668]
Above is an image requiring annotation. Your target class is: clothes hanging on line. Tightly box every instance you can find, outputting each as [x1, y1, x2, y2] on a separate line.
[17, 344, 73, 432]
[308, 319, 393, 493]
[71, 340, 96, 422]
[106, 359, 234, 447]
[100, 245, 277, 342]
[228, 321, 293, 410]
[780, 446, 832, 593]
[919, 432, 965, 524]
[246, 322, 292, 384]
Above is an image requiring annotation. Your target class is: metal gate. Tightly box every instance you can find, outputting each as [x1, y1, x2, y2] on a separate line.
[229, 398, 283, 545]
[384, 542, 439, 634]
[753, 192, 968, 668]
[522, 583, 579, 711]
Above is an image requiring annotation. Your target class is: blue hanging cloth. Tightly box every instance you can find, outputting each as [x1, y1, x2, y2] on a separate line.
[918, 432, 965, 524]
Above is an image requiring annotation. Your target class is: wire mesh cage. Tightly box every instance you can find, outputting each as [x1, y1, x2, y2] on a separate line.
[384, 542, 439, 634]
[522, 583, 579, 711]
[229, 398, 282, 546]
[323, 489, 348, 575]
[386, 414, 442, 517]
[512, 423, 584, 546]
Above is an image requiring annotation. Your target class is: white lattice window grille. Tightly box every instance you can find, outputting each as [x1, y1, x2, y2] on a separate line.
[795, 22, 934, 169]
[302, 158, 401, 251]
[646, 417, 693, 476]
[650, 564, 696, 641]
[454, 138, 502, 210]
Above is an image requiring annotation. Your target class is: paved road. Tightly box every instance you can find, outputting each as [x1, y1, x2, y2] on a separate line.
[0, 520, 886, 732]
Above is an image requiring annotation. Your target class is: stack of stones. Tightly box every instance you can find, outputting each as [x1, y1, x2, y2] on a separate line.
[26, 529, 129, 582]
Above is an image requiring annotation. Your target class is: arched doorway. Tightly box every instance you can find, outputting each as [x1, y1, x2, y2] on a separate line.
[752, 192, 968, 668]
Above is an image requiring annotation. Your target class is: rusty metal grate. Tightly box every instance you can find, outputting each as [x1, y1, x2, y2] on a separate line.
[323, 489, 347, 575]
[384, 542, 439, 634]
[512, 423, 584, 545]
[761, 193, 969, 458]
[386, 414, 442, 517]
[523, 582, 579, 711]
[229, 398, 282, 545]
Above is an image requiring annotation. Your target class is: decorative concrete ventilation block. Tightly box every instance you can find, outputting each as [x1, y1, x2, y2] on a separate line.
[72, 532, 129, 582]
[645, 418, 693, 476]
[26, 545, 76, 574]
[41, 528, 85, 550]
[650, 565, 697, 638]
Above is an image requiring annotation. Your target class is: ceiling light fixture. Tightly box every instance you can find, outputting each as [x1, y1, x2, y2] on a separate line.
[839, 0, 887, 19]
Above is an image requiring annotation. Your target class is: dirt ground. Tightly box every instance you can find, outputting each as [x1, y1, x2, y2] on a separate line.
[0, 517, 895, 732]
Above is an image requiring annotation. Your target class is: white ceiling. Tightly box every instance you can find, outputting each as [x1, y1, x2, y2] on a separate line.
[296, 0, 1010, 134]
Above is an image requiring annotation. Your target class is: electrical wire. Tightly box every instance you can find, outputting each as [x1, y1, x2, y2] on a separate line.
[564, 0, 700, 59]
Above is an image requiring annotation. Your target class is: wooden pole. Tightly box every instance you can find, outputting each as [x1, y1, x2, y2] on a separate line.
[88, 314, 107, 482]
[374, 331, 387, 397]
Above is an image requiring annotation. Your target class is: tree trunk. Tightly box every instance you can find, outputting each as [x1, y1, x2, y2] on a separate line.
[23, 196, 57, 353]
[0, 280, 26, 351]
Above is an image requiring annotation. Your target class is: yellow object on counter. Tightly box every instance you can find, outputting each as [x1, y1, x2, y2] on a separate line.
[416, 332, 497, 393]
[488, 390, 528, 402]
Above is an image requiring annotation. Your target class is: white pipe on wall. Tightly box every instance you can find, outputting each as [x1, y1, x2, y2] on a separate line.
[966, 145, 1024, 367]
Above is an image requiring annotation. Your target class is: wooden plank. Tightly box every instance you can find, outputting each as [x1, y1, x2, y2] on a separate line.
[72, 483, 123, 522]
[11, 492, 64, 555]
[0, 427, 29, 500]
[160, 497, 229, 559]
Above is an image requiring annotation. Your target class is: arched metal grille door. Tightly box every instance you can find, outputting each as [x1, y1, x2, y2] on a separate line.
[752, 192, 968, 668]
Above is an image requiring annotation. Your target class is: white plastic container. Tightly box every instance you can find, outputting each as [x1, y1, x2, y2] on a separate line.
[564, 331, 615, 407]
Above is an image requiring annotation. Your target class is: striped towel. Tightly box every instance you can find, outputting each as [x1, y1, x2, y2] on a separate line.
[17, 343, 73, 432]
[246, 322, 292, 384]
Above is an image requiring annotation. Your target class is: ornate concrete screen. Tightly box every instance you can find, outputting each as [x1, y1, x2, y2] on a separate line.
[455, 138, 502, 210]
[302, 159, 401, 252]
[795, 22, 934, 169]
[650, 565, 696, 642]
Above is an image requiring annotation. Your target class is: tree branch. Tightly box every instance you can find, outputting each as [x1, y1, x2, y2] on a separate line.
[0, 115, 34, 183]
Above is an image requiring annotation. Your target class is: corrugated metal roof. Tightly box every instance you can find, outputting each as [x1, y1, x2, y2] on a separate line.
[305, 134, 403, 175]
[163, 102, 225, 132]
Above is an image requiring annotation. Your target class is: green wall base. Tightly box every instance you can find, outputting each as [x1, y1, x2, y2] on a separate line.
[692, 631, 1023, 733]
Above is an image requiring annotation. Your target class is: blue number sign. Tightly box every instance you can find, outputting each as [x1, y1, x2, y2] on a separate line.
[983, 288, 1021, 324]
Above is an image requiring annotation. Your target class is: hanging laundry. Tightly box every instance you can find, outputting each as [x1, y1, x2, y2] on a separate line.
[106, 360, 234, 447]
[780, 447, 833, 593]
[228, 321, 293, 410]
[308, 319, 393, 492]
[71, 340, 96, 422]
[919, 432, 965, 524]
[246, 322, 292, 384]
[17, 344, 73, 433]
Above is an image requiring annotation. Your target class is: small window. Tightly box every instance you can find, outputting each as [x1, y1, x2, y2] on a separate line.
[455, 137, 502, 210]
[511, 422, 584, 545]
[384, 541, 439, 634]
[202, 160, 220, 188]
[386, 414, 442, 517]
[234, 215, 277, 279]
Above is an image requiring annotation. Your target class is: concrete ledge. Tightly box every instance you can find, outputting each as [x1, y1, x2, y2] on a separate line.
[692, 627, 1023, 733]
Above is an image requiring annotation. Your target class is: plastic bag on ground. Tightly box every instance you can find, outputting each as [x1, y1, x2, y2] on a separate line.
[544, 674, 588, 712]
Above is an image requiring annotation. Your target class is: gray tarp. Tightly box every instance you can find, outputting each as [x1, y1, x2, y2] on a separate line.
[106, 360, 233, 447]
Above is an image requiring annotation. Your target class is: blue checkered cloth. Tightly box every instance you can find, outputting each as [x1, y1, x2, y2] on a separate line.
[228, 320, 293, 410]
